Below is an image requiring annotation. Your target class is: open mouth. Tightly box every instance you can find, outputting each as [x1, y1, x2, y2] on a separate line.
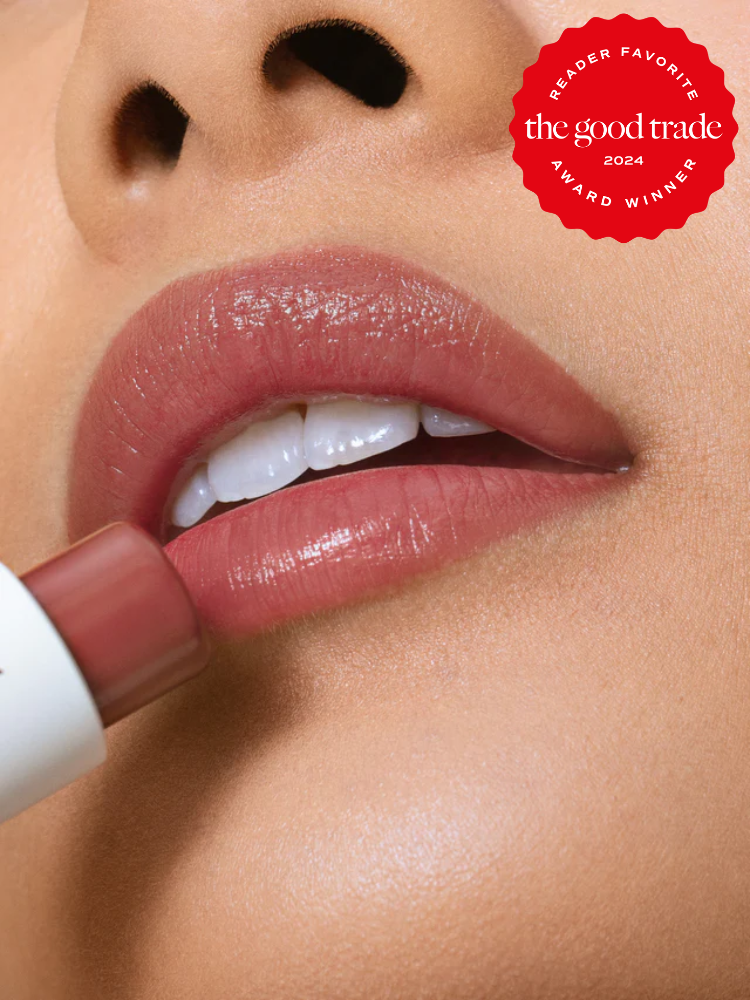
[165, 397, 601, 539]
[68, 246, 632, 637]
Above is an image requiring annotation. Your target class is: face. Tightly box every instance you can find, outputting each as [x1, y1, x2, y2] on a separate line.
[0, 0, 748, 996]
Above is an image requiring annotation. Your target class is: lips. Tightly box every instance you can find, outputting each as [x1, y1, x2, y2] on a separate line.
[69, 246, 631, 636]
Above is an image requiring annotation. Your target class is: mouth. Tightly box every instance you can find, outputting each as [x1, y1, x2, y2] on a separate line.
[68, 246, 632, 637]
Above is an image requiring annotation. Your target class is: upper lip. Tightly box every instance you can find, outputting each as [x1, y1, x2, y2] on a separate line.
[68, 245, 631, 542]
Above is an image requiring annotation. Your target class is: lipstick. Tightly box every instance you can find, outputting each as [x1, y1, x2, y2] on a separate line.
[0, 522, 210, 824]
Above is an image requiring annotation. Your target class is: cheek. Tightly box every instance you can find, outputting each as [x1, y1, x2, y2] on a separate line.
[0, 12, 88, 564]
[0, 6, 85, 336]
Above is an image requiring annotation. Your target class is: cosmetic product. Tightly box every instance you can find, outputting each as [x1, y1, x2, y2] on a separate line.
[0, 523, 209, 824]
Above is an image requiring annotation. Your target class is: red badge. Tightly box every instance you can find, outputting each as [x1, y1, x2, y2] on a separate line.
[510, 15, 738, 242]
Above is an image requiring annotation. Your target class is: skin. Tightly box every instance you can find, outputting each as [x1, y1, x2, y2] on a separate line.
[0, 0, 748, 995]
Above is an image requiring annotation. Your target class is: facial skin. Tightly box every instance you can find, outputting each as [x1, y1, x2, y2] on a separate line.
[0, 0, 748, 996]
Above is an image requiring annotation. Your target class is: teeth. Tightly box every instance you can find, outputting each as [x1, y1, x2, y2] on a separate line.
[171, 400, 495, 527]
[420, 405, 494, 438]
[304, 399, 419, 472]
[171, 465, 218, 528]
[207, 410, 307, 503]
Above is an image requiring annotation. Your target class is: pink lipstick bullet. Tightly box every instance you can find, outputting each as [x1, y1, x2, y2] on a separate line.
[0, 523, 210, 823]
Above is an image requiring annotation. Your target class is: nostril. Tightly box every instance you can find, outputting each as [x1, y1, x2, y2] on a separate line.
[113, 81, 190, 175]
[263, 19, 411, 109]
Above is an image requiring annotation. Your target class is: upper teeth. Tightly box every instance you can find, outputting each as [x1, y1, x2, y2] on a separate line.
[420, 405, 495, 438]
[304, 399, 419, 471]
[170, 400, 494, 528]
[170, 465, 217, 531]
[208, 410, 307, 504]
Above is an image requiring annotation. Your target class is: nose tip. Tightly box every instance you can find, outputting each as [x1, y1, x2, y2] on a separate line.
[112, 18, 411, 177]
[56, 0, 533, 262]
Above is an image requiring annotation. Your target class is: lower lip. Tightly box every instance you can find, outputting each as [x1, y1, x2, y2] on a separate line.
[164, 464, 620, 637]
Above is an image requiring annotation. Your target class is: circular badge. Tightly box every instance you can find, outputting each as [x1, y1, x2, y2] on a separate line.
[510, 14, 737, 242]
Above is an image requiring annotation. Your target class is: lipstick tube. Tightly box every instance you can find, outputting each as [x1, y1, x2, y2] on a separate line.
[0, 523, 210, 824]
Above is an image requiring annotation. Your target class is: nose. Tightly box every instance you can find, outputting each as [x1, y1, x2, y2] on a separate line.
[56, 0, 534, 260]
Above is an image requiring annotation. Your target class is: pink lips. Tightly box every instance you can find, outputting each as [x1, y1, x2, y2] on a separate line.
[69, 247, 631, 636]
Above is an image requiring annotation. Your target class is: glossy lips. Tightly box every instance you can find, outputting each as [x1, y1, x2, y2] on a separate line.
[69, 247, 631, 636]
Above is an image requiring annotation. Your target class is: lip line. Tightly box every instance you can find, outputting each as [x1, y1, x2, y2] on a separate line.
[68, 244, 632, 545]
